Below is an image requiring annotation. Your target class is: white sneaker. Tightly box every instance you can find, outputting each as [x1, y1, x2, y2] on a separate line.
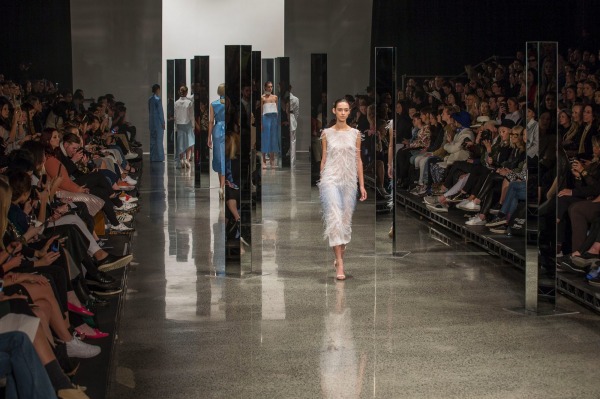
[125, 152, 138, 160]
[123, 175, 137, 185]
[457, 200, 480, 212]
[465, 215, 486, 226]
[457, 199, 470, 208]
[117, 213, 133, 223]
[66, 334, 101, 358]
[111, 223, 133, 232]
[114, 202, 138, 212]
[427, 203, 448, 213]
[423, 196, 439, 205]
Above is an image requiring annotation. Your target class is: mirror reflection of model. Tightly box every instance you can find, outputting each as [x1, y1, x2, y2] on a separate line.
[207, 84, 226, 199]
[174, 85, 196, 169]
[261, 81, 279, 168]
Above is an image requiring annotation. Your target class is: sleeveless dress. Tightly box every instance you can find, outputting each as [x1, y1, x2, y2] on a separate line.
[318, 128, 360, 247]
[211, 98, 226, 175]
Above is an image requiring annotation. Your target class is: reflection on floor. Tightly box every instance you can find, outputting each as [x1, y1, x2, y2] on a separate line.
[108, 156, 600, 399]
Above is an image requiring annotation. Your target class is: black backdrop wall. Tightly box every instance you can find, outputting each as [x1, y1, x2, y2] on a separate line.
[0, 0, 72, 87]
[371, 0, 599, 78]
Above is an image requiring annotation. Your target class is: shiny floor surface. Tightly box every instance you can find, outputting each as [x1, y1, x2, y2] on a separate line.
[108, 156, 600, 399]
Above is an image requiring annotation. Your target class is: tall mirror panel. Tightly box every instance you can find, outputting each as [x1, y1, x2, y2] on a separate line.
[224, 45, 253, 275]
[173, 59, 187, 159]
[166, 59, 174, 155]
[310, 54, 327, 198]
[523, 42, 559, 313]
[277, 57, 291, 168]
[191, 55, 210, 188]
[239, 45, 253, 272]
[374, 47, 396, 254]
[251, 51, 262, 223]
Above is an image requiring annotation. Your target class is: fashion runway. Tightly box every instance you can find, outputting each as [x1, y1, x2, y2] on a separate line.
[107, 156, 600, 399]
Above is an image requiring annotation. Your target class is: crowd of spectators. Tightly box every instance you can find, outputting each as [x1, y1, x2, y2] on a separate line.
[342, 45, 600, 286]
[0, 69, 142, 398]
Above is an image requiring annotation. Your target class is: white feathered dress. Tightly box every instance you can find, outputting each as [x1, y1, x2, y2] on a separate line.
[318, 127, 360, 247]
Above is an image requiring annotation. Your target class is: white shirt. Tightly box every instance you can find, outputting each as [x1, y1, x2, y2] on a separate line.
[174, 96, 194, 125]
[263, 102, 277, 115]
[289, 92, 299, 131]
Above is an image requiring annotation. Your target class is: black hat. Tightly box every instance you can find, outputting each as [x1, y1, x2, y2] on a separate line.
[499, 119, 516, 129]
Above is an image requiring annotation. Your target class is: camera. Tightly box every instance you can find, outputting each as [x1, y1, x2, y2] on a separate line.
[461, 137, 473, 149]
[481, 129, 492, 142]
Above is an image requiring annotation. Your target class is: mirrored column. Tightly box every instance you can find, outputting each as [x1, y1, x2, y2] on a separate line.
[173, 59, 187, 158]
[251, 51, 262, 223]
[375, 47, 396, 254]
[191, 55, 210, 188]
[525, 41, 558, 312]
[225, 45, 253, 275]
[310, 54, 327, 197]
[276, 57, 291, 168]
[166, 60, 174, 155]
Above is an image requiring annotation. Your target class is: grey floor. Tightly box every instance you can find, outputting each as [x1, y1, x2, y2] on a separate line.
[107, 156, 600, 399]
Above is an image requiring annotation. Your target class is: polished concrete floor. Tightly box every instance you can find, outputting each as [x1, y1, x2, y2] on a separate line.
[108, 155, 600, 399]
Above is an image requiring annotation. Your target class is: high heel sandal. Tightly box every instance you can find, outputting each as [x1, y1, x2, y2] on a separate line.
[333, 260, 346, 280]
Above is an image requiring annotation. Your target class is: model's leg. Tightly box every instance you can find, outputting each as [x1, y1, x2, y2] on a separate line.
[290, 129, 296, 167]
[332, 245, 345, 279]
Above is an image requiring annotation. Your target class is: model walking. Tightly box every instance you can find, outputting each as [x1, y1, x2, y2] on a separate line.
[208, 84, 226, 199]
[148, 84, 165, 162]
[319, 98, 367, 280]
[174, 85, 196, 168]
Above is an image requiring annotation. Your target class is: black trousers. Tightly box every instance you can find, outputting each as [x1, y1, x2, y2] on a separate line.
[74, 172, 121, 225]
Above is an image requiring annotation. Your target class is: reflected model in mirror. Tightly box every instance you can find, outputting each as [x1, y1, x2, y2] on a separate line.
[174, 85, 196, 169]
[289, 85, 300, 168]
[208, 83, 226, 199]
[261, 81, 280, 169]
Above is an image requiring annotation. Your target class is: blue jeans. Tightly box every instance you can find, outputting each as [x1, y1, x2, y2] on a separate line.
[0, 331, 56, 399]
[261, 113, 280, 154]
[500, 181, 526, 217]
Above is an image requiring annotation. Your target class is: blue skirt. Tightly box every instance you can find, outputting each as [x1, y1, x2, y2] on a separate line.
[176, 123, 195, 156]
[262, 112, 280, 153]
[212, 122, 225, 175]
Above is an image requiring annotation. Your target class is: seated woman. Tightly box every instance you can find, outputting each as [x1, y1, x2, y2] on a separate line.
[0, 320, 89, 398]
[411, 110, 444, 196]
[569, 215, 600, 271]
[564, 194, 600, 270]
[41, 129, 134, 232]
[556, 151, 600, 247]
[2, 270, 101, 361]
[396, 110, 431, 189]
